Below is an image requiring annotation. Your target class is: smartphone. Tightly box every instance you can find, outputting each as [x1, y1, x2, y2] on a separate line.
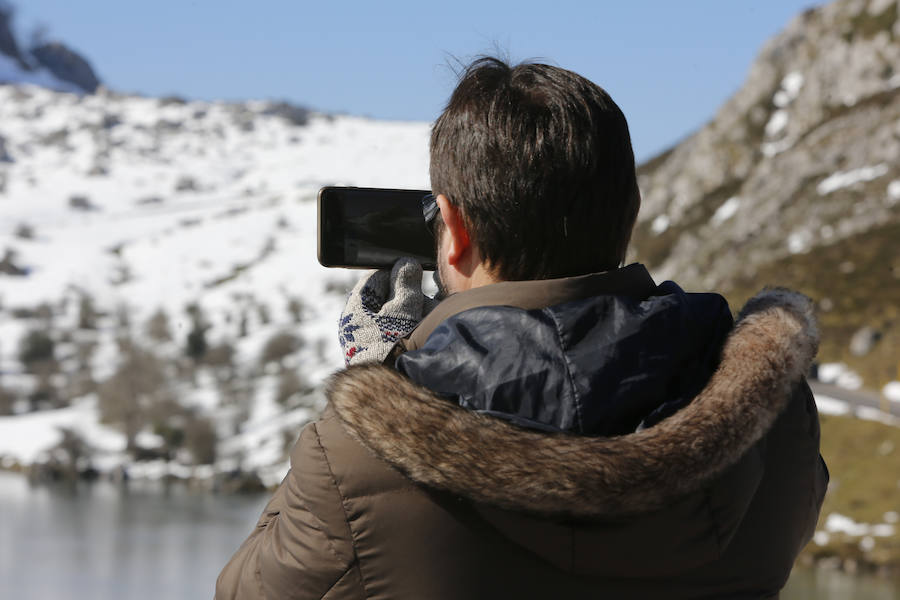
[317, 186, 437, 269]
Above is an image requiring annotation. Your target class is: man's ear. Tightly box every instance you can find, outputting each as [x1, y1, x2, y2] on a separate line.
[436, 194, 470, 266]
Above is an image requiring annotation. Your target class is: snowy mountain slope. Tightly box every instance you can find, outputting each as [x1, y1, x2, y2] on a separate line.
[0, 82, 430, 482]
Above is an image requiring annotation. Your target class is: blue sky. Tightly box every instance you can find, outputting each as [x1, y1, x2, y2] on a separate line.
[13, 0, 822, 162]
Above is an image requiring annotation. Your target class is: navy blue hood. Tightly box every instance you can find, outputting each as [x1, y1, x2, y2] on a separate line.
[396, 277, 733, 436]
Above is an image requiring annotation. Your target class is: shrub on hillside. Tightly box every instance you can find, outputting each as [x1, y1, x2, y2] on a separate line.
[97, 342, 169, 450]
[18, 329, 55, 369]
[184, 304, 209, 361]
[28, 367, 60, 411]
[174, 175, 198, 192]
[0, 133, 12, 163]
[286, 297, 306, 323]
[145, 308, 172, 342]
[260, 331, 303, 368]
[34, 303, 54, 323]
[68, 194, 96, 211]
[184, 416, 217, 465]
[186, 326, 207, 361]
[324, 277, 354, 296]
[77, 294, 98, 329]
[275, 369, 311, 406]
[0, 385, 16, 415]
[27, 428, 94, 483]
[261, 101, 310, 127]
[66, 337, 99, 399]
[203, 342, 236, 385]
[202, 342, 234, 368]
[257, 303, 271, 326]
[0, 248, 28, 276]
[14, 223, 34, 239]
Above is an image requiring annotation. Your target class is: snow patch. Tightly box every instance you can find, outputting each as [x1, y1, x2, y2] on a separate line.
[651, 214, 670, 234]
[815, 392, 900, 426]
[761, 137, 793, 157]
[825, 513, 895, 538]
[711, 196, 740, 226]
[773, 91, 790, 108]
[887, 180, 900, 204]
[773, 72, 804, 108]
[764, 109, 789, 137]
[884, 381, 900, 403]
[818, 362, 864, 390]
[817, 164, 889, 195]
[0, 396, 125, 465]
[814, 394, 851, 416]
[782, 72, 804, 98]
[837, 372, 863, 391]
[855, 406, 900, 427]
[787, 230, 813, 254]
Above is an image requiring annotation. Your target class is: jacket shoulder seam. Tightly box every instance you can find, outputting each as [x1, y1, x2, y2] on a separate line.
[290, 479, 346, 565]
[313, 420, 374, 599]
[544, 307, 584, 432]
[282, 425, 350, 566]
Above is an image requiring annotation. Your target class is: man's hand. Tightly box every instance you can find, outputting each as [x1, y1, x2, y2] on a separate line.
[338, 258, 438, 365]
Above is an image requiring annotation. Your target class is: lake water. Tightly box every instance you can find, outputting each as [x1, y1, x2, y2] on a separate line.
[1, 472, 898, 599]
[0, 473, 267, 600]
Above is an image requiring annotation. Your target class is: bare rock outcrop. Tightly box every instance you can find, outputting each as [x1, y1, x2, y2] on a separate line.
[632, 0, 900, 386]
[635, 0, 900, 288]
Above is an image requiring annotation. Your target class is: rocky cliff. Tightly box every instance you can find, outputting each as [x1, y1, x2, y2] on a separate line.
[631, 0, 900, 387]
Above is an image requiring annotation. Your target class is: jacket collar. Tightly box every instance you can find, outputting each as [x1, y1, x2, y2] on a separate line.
[402, 263, 657, 351]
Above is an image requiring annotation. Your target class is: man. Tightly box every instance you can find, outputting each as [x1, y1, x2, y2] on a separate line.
[216, 57, 827, 599]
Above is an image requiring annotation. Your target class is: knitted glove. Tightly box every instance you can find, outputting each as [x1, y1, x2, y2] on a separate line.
[338, 258, 438, 365]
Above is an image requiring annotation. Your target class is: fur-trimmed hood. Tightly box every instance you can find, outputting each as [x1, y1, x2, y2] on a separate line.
[326, 288, 818, 521]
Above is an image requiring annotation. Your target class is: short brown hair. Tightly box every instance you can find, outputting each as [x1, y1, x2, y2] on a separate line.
[430, 57, 640, 280]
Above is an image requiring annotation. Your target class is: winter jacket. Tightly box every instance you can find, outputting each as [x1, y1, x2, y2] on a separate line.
[215, 264, 827, 600]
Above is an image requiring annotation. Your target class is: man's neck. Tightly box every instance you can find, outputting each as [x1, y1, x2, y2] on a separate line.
[454, 264, 502, 293]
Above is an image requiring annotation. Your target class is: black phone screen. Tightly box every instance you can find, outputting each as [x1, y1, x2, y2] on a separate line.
[318, 187, 436, 269]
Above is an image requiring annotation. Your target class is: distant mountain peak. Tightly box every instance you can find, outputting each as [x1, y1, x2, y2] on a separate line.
[0, 4, 101, 93]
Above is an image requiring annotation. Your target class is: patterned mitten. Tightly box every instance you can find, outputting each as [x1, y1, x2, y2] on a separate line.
[338, 258, 438, 365]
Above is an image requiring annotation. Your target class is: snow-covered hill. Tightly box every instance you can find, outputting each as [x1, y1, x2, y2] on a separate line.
[0, 82, 430, 484]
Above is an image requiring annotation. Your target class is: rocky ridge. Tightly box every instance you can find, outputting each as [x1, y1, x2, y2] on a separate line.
[631, 0, 900, 387]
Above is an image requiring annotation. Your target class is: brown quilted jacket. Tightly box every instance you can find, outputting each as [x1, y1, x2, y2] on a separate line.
[216, 281, 827, 600]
